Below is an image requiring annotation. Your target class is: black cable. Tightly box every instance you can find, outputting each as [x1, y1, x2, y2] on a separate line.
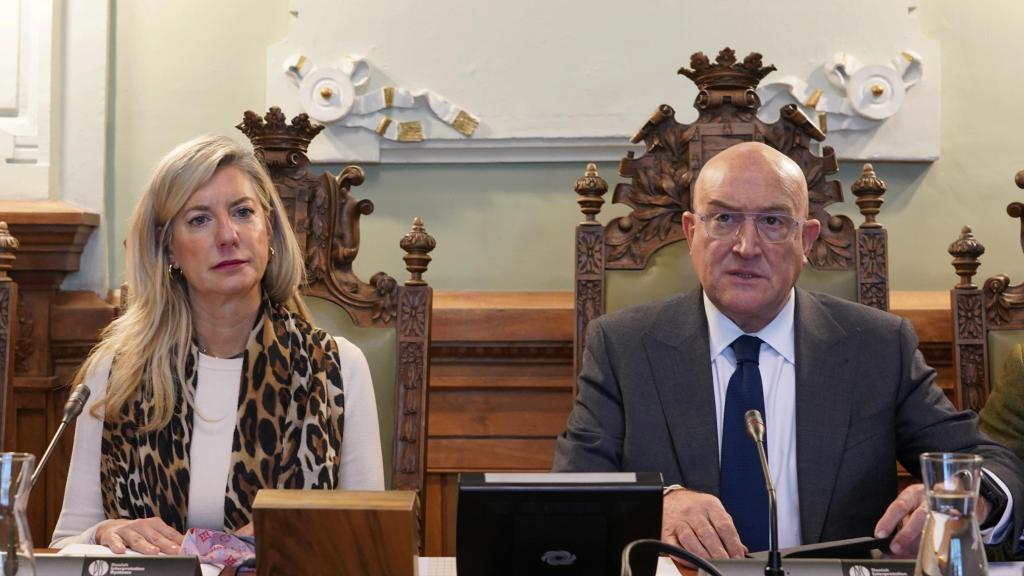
[620, 538, 725, 576]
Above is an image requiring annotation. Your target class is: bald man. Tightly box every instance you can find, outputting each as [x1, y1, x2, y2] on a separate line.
[553, 143, 1024, 561]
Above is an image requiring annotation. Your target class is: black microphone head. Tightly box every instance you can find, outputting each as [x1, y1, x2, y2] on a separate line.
[63, 384, 91, 422]
[744, 409, 765, 442]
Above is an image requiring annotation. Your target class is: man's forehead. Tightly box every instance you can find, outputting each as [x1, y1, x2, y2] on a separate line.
[692, 154, 808, 213]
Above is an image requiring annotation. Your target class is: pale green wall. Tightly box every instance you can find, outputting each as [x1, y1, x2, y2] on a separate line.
[112, 1, 1024, 292]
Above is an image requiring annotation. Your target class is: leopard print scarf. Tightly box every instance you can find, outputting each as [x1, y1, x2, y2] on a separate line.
[99, 299, 345, 532]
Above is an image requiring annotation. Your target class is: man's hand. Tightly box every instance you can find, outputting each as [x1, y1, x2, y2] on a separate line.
[95, 517, 184, 555]
[874, 483, 993, 557]
[662, 489, 747, 563]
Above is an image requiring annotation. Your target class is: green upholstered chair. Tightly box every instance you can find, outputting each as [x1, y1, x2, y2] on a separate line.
[237, 108, 436, 504]
[949, 171, 1024, 412]
[573, 48, 890, 377]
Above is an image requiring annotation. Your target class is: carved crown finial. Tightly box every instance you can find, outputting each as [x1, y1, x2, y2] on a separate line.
[949, 225, 986, 288]
[400, 217, 436, 286]
[575, 163, 609, 223]
[236, 107, 324, 153]
[0, 221, 19, 281]
[677, 48, 777, 91]
[851, 163, 887, 229]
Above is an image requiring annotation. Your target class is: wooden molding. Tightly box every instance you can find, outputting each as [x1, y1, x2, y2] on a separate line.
[0, 200, 99, 286]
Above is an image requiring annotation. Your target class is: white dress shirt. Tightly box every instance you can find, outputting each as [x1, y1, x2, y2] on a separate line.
[50, 336, 384, 547]
[704, 288, 803, 548]
[703, 289, 1014, 548]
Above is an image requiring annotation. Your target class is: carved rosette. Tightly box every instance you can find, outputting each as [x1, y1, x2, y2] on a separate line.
[958, 344, 986, 412]
[577, 229, 604, 275]
[955, 293, 984, 340]
[399, 290, 427, 339]
[857, 231, 887, 282]
[856, 229, 888, 310]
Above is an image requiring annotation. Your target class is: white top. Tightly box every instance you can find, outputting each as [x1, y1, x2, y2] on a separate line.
[50, 336, 384, 547]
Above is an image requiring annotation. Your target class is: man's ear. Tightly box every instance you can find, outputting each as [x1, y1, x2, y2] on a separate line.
[682, 212, 698, 244]
[802, 218, 821, 255]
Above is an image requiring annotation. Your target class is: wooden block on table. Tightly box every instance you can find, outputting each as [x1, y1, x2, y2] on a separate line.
[254, 489, 419, 576]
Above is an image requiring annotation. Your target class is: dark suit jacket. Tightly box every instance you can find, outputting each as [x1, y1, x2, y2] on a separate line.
[553, 288, 1024, 553]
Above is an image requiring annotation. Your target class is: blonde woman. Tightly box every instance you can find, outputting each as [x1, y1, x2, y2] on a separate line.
[51, 135, 384, 554]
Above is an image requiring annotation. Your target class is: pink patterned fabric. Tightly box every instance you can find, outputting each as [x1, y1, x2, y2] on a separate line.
[180, 528, 255, 567]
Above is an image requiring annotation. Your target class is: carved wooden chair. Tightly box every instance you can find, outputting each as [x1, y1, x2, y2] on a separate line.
[948, 171, 1024, 413]
[573, 48, 890, 376]
[237, 108, 435, 506]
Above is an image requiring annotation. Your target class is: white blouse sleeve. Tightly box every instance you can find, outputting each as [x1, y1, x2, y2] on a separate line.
[49, 356, 112, 548]
[335, 336, 385, 490]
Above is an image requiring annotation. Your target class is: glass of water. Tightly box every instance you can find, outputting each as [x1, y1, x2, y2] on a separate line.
[914, 452, 987, 576]
[0, 452, 35, 575]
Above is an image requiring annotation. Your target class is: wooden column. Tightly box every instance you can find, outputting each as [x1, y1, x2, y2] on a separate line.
[0, 222, 19, 451]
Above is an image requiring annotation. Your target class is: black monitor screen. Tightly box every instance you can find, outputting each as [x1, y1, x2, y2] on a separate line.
[456, 472, 663, 576]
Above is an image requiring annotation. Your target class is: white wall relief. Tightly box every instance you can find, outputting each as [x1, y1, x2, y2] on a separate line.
[759, 51, 926, 141]
[0, 0, 53, 197]
[285, 53, 479, 143]
[268, 0, 938, 163]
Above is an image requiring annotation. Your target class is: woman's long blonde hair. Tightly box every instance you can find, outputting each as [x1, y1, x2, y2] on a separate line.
[78, 135, 308, 430]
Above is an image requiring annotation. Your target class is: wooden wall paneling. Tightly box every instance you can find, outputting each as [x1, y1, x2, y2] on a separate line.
[14, 375, 56, 545]
[426, 292, 575, 554]
[0, 200, 105, 546]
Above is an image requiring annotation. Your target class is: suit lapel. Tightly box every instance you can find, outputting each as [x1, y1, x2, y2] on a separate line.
[793, 289, 855, 544]
[644, 289, 721, 494]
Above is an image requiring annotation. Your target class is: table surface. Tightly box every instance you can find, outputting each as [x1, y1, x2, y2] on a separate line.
[418, 556, 1024, 576]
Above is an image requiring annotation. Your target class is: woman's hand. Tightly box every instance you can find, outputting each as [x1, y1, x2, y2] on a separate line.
[95, 517, 184, 555]
[235, 522, 254, 537]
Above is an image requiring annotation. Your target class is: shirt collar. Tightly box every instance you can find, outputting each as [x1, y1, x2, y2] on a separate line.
[703, 288, 796, 364]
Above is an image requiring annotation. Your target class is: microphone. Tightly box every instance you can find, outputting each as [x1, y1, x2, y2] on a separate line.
[30, 384, 91, 490]
[744, 409, 782, 576]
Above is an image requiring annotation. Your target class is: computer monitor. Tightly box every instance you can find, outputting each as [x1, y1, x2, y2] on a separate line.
[456, 472, 663, 576]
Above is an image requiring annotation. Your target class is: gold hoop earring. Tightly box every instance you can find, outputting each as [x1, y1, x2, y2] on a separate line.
[269, 246, 276, 261]
[167, 263, 181, 280]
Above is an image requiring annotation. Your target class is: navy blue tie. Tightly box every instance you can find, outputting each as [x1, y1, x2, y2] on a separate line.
[719, 335, 769, 552]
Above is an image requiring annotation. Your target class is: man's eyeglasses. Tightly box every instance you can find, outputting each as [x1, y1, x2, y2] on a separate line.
[695, 211, 803, 243]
